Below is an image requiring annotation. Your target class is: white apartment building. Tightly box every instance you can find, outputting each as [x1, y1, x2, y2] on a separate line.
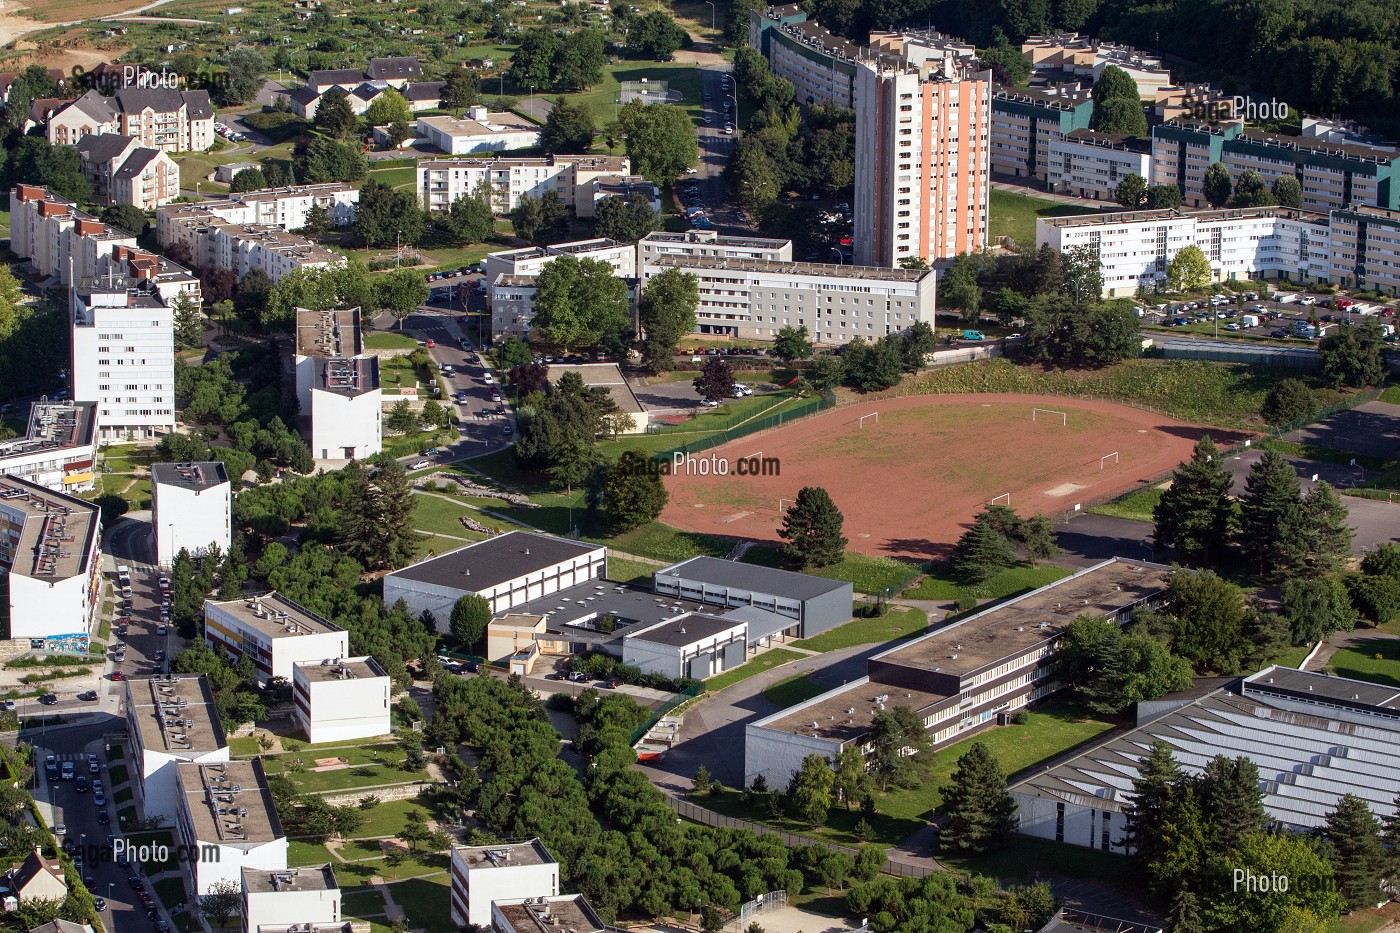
[488, 275, 540, 342]
[448, 840, 559, 928]
[71, 249, 196, 440]
[209, 222, 345, 284]
[241, 865, 346, 933]
[1045, 129, 1152, 201]
[124, 675, 230, 826]
[46, 87, 216, 152]
[293, 308, 382, 461]
[9, 184, 138, 285]
[416, 155, 631, 215]
[988, 86, 1093, 184]
[222, 184, 359, 229]
[483, 239, 636, 285]
[151, 461, 231, 566]
[1037, 206, 1333, 296]
[417, 108, 542, 155]
[383, 532, 607, 627]
[156, 199, 349, 286]
[75, 133, 180, 210]
[175, 760, 288, 896]
[853, 55, 992, 266]
[0, 401, 100, 494]
[1329, 206, 1400, 296]
[203, 592, 350, 686]
[640, 255, 935, 343]
[637, 230, 792, 265]
[1021, 34, 1173, 99]
[291, 656, 391, 744]
[0, 477, 102, 645]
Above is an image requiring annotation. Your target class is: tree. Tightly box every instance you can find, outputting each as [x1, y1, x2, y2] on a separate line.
[632, 9, 687, 59]
[196, 879, 242, 928]
[1060, 245, 1104, 303]
[230, 167, 267, 193]
[498, 336, 534, 369]
[1091, 64, 1141, 112]
[1199, 755, 1268, 853]
[337, 460, 423, 571]
[298, 137, 368, 184]
[939, 743, 1017, 854]
[692, 356, 736, 402]
[777, 486, 847, 570]
[509, 361, 550, 395]
[1163, 569, 1252, 673]
[440, 192, 494, 246]
[1319, 319, 1387, 388]
[3, 137, 91, 203]
[1091, 97, 1147, 136]
[365, 88, 413, 127]
[978, 44, 1031, 86]
[1166, 890, 1205, 933]
[540, 97, 596, 153]
[941, 251, 986, 322]
[598, 449, 668, 530]
[510, 30, 560, 89]
[1298, 481, 1354, 576]
[1238, 449, 1304, 579]
[637, 267, 698, 372]
[1167, 245, 1211, 292]
[511, 190, 569, 246]
[1087, 633, 1192, 714]
[233, 268, 273, 329]
[867, 707, 929, 790]
[1348, 572, 1400, 626]
[1362, 543, 1400, 581]
[374, 268, 429, 329]
[1114, 173, 1148, 209]
[788, 753, 835, 825]
[772, 325, 812, 365]
[172, 293, 204, 350]
[1146, 184, 1183, 209]
[950, 516, 1016, 584]
[1208, 832, 1344, 933]
[594, 195, 661, 243]
[1051, 615, 1122, 690]
[691, 764, 713, 795]
[1202, 162, 1233, 208]
[531, 255, 630, 349]
[356, 178, 425, 248]
[832, 746, 868, 809]
[441, 70, 480, 111]
[201, 267, 238, 305]
[100, 203, 148, 237]
[1228, 169, 1276, 208]
[547, 434, 602, 497]
[1152, 435, 1235, 564]
[315, 88, 357, 139]
[385, 120, 412, 149]
[1018, 514, 1058, 566]
[1281, 575, 1354, 647]
[1271, 174, 1304, 208]
[1020, 296, 1138, 366]
[449, 594, 492, 646]
[617, 101, 698, 182]
[554, 30, 606, 90]
[224, 47, 266, 104]
[1121, 739, 1181, 863]
[1261, 378, 1316, 426]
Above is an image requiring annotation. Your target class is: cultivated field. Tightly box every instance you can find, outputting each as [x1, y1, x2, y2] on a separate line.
[659, 393, 1251, 559]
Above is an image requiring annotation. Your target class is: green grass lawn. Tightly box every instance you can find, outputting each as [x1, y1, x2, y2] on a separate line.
[413, 496, 491, 538]
[792, 607, 929, 652]
[1090, 486, 1165, 523]
[388, 877, 454, 933]
[107, 764, 129, 785]
[564, 61, 704, 127]
[988, 189, 1108, 247]
[228, 736, 262, 758]
[606, 556, 658, 585]
[288, 840, 334, 866]
[364, 332, 419, 350]
[259, 743, 427, 793]
[743, 548, 921, 596]
[153, 877, 186, 910]
[366, 165, 417, 189]
[352, 799, 433, 837]
[903, 564, 1074, 602]
[0, 208, 10, 237]
[1326, 638, 1400, 687]
[941, 836, 1136, 889]
[1381, 386, 1400, 405]
[586, 522, 736, 564]
[704, 647, 805, 692]
[762, 674, 828, 708]
[342, 889, 390, 919]
[1268, 645, 1311, 669]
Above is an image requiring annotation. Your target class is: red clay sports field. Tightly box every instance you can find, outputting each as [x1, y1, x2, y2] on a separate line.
[658, 393, 1251, 560]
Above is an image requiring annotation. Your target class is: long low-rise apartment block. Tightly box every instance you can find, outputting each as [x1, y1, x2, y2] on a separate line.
[241, 864, 356, 933]
[0, 477, 102, 646]
[1329, 205, 1400, 295]
[175, 760, 287, 895]
[417, 107, 541, 155]
[0, 401, 99, 493]
[743, 558, 1169, 787]
[1045, 129, 1152, 201]
[156, 198, 348, 285]
[417, 155, 631, 215]
[124, 675, 230, 826]
[637, 229, 793, 265]
[1037, 206, 1337, 296]
[10, 184, 138, 285]
[483, 238, 637, 285]
[204, 592, 350, 686]
[641, 255, 935, 343]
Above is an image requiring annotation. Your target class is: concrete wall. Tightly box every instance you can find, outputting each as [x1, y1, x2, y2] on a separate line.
[743, 721, 841, 788]
[1012, 791, 1128, 855]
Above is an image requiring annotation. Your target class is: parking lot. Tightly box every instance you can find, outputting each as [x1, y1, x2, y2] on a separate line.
[1143, 292, 1396, 342]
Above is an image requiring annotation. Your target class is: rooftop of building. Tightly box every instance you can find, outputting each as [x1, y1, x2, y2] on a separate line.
[489, 239, 631, 264]
[205, 220, 343, 263]
[1244, 666, 1400, 713]
[293, 655, 389, 683]
[494, 274, 538, 288]
[241, 864, 338, 894]
[151, 461, 229, 492]
[205, 592, 345, 640]
[418, 154, 629, 172]
[1039, 205, 1330, 228]
[1235, 128, 1400, 163]
[548, 363, 645, 415]
[656, 555, 854, 601]
[0, 401, 98, 462]
[312, 356, 379, 397]
[992, 83, 1092, 109]
[0, 476, 100, 582]
[640, 230, 791, 250]
[496, 896, 604, 933]
[625, 612, 743, 648]
[1060, 128, 1152, 153]
[125, 674, 227, 754]
[648, 254, 929, 282]
[388, 531, 604, 592]
[452, 838, 554, 869]
[1012, 668, 1400, 830]
[234, 183, 355, 203]
[177, 759, 284, 844]
[877, 558, 1169, 673]
[512, 578, 714, 636]
[296, 307, 363, 358]
[418, 111, 539, 137]
[309, 68, 368, 87]
[367, 57, 422, 81]
[758, 676, 955, 743]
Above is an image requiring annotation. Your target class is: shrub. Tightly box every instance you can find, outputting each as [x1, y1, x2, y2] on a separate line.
[1010, 710, 1030, 725]
[954, 596, 979, 613]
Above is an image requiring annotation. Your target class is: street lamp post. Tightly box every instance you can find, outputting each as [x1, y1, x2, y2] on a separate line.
[830, 247, 843, 265]
[704, 0, 715, 31]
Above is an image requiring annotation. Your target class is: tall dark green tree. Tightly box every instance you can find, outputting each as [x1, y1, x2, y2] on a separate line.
[1121, 740, 1182, 862]
[1199, 755, 1267, 854]
[1298, 481, 1354, 576]
[1319, 320, 1387, 388]
[777, 486, 847, 570]
[1280, 575, 1355, 646]
[1260, 378, 1316, 426]
[441, 69, 481, 110]
[449, 594, 493, 646]
[1325, 793, 1387, 909]
[540, 97, 596, 153]
[1152, 436, 1235, 565]
[1228, 170, 1276, 207]
[355, 178, 425, 248]
[1202, 162, 1233, 208]
[1163, 568, 1252, 673]
[314, 87, 357, 139]
[950, 517, 1016, 584]
[594, 196, 661, 243]
[939, 743, 1018, 854]
[1237, 449, 1304, 579]
[596, 449, 668, 530]
[637, 267, 697, 373]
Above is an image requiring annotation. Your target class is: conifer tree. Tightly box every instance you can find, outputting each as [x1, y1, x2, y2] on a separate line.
[1238, 450, 1305, 579]
[1122, 740, 1181, 862]
[1326, 793, 1388, 909]
[939, 743, 1018, 853]
[1298, 481, 1354, 576]
[777, 486, 847, 570]
[1152, 436, 1234, 565]
[950, 517, 1016, 584]
[1199, 755, 1267, 854]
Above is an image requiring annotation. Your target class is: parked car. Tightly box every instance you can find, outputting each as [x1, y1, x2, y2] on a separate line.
[409, 459, 432, 470]
[78, 691, 97, 702]
[75, 776, 88, 792]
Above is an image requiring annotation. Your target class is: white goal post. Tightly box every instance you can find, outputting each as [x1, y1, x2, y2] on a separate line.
[987, 493, 1011, 507]
[1032, 408, 1068, 425]
[858, 412, 880, 429]
[1099, 451, 1120, 470]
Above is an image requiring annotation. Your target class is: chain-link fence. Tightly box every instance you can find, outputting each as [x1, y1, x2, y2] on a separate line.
[649, 390, 837, 461]
[628, 684, 704, 745]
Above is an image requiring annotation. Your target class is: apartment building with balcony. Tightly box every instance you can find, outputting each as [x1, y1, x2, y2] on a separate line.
[1021, 34, 1174, 99]
[1329, 206, 1400, 296]
[0, 401, 100, 494]
[416, 155, 631, 215]
[204, 592, 350, 686]
[637, 230, 793, 265]
[1044, 129, 1152, 201]
[989, 86, 1093, 183]
[156, 202, 346, 284]
[75, 133, 179, 210]
[9, 184, 137, 285]
[45, 87, 215, 152]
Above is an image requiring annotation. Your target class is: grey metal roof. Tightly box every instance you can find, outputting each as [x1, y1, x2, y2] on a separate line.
[76, 132, 135, 165]
[114, 147, 161, 179]
[1010, 674, 1400, 831]
[310, 69, 367, 88]
[387, 531, 603, 592]
[367, 57, 422, 81]
[152, 461, 228, 491]
[720, 604, 796, 642]
[65, 89, 117, 123]
[403, 81, 445, 101]
[182, 90, 214, 120]
[655, 555, 852, 602]
[114, 87, 186, 114]
[283, 85, 322, 105]
[625, 612, 741, 648]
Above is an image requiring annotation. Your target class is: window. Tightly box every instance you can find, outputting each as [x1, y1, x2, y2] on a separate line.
[1055, 803, 1065, 843]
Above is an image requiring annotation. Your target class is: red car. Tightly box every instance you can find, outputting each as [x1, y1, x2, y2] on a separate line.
[111, 672, 124, 681]
[425, 339, 436, 349]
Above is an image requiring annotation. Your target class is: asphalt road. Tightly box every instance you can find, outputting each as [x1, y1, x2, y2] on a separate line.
[694, 65, 746, 232]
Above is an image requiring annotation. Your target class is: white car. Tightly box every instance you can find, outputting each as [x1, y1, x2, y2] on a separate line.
[482, 373, 495, 384]
[702, 399, 719, 408]
[685, 167, 699, 174]
[409, 459, 432, 470]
